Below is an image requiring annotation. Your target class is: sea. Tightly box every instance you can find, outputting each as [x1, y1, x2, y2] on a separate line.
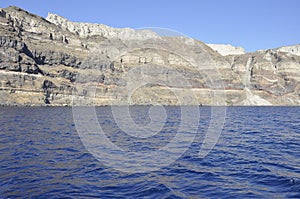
[0, 106, 299, 198]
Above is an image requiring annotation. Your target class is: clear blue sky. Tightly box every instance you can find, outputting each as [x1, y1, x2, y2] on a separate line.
[1, 0, 299, 52]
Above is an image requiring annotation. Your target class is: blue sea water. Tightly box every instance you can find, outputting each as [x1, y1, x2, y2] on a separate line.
[0, 106, 299, 198]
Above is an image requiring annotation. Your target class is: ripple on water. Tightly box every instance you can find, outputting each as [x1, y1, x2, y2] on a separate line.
[0, 107, 299, 198]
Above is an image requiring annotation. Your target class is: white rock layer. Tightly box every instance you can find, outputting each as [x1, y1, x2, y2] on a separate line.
[276, 44, 300, 56]
[207, 44, 245, 56]
[46, 13, 160, 41]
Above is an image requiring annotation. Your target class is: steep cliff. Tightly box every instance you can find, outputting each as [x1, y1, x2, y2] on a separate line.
[46, 13, 160, 41]
[0, 6, 299, 106]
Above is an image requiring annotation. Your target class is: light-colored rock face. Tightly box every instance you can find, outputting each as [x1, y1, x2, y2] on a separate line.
[46, 13, 160, 41]
[207, 44, 245, 56]
[241, 88, 272, 106]
[276, 44, 300, 56]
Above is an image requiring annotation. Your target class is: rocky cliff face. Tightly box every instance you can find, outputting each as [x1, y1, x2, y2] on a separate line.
[46, 13, 160, 41]
[276, 44, 300, 56]
[0, 6, 299, 106]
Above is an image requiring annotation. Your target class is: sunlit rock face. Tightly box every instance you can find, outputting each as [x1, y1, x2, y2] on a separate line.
[276, 44, 300, 56]
[207, 44, 245, 56]
[0, 6, 299, 106]
[46, 13, 160, 41]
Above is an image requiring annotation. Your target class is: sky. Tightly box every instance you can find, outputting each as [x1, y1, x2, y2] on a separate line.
[1, 0, 299, 52]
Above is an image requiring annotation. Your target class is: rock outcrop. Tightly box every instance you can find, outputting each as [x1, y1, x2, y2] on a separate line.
[276, 44, 300, 56]
[0, 6, 299, 106]
[46, 13, 160, 41]
[207, 44, 245, 56]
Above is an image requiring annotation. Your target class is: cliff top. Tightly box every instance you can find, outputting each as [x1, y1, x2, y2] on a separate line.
[46, 12, 160, 41]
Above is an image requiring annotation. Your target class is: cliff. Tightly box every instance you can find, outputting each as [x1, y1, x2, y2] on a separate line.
[46, 13, 160, 41]
[0, 6, 299, 106]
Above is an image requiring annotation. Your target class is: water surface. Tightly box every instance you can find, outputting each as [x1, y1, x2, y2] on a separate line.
[0, 107, 299, 198]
